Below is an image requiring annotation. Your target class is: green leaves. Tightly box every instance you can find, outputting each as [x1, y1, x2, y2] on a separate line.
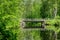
[0, 0, 20, 40]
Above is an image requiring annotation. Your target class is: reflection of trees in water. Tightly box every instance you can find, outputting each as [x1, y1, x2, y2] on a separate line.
[23, 30, 60, 40]
[40, 30, 58, 40]
[24, 31, 34, 40]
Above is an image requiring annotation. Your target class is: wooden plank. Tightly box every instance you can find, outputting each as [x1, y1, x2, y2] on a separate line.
[23, 19, 45, 22]
[23, 28, 46, 31]
[24, 26, 44, 28]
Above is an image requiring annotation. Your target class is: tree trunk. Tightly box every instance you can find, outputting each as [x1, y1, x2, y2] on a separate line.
[54, 32, 57, 40]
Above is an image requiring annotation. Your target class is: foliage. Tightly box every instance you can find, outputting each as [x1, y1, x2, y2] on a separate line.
[0, 0, 21, 40]
[0, 0, 60, 40]
[22, 0, 60, 40]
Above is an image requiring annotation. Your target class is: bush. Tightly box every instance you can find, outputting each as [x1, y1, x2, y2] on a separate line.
[0, 0, 20, 40]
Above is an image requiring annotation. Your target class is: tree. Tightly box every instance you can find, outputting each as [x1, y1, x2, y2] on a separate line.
[0, 0, 21, 40]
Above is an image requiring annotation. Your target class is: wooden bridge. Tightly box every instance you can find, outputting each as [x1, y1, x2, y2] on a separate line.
[21, 19, 59, 30]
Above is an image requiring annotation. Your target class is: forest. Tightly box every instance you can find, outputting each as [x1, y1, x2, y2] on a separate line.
[0, 0, 60, 40]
